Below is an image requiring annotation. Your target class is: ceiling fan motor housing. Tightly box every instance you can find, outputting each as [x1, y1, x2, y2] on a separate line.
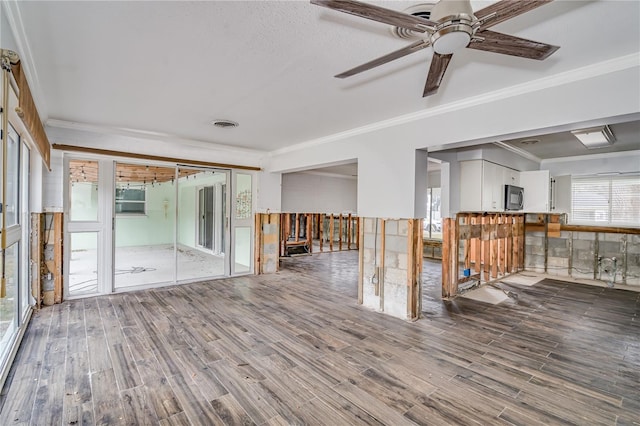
[429, 0, 477, 54]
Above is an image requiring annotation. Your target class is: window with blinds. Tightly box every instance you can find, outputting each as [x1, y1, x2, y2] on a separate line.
[571, 175, 640, 225]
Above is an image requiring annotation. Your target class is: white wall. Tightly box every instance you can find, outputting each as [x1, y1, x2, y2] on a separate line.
[267, 58, 639, 218]
[43, 150, 63, 210]
[46, 125, 265, 170]
[542, 151, 640, 177]
[256, 171, 282, 213]
[281, 172, 356, 214]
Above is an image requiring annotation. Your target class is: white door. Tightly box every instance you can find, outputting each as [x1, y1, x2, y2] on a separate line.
[64, 157, 113, 297]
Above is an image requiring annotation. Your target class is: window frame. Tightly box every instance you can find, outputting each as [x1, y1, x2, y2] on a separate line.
[114, 185, 147, 216]
[570, 174, 640, 227]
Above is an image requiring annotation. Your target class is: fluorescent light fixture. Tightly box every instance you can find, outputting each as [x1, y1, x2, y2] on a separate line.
[571, 125, 615, 149]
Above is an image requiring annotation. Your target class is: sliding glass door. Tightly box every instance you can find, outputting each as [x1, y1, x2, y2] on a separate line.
[65, 159, 249, 294]
[176, 167, 229, 282]
[113, 163, 177, 290]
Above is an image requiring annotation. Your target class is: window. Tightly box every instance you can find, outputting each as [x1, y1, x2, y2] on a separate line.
[571, 175, 640, 226]
[115, 186, 146, 215]
[424, 187, 442, 239]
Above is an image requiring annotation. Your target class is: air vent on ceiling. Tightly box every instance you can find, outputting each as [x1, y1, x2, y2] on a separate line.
[211, 119, 238, 128]
[391, 3, 436, 39]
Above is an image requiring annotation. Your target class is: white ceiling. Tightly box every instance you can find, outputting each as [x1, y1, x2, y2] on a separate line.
[11, 0, 640, 153]
[502, 120, 640, 160]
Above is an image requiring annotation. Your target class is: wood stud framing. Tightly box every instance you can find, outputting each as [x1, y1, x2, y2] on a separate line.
[278, 213, 359, 258]
[443, 213, 525, 298]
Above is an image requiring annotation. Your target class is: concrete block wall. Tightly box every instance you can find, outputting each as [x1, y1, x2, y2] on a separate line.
[361, 218, 419, 320]
[261, 223, 279, 274]
[524, 230, 640, 287]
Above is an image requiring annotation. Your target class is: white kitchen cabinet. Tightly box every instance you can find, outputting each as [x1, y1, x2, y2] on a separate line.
[520, 170, 550, 212]
[459, 160, 520, 212]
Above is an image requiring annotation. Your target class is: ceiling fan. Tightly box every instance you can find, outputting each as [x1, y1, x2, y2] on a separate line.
[311, 0, 559, 97]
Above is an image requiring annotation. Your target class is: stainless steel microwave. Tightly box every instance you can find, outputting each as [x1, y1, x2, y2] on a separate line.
[504, 185, 524, 210]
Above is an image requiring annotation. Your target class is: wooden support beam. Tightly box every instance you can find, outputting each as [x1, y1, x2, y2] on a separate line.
[355, 217, 360, 250]
[347, 214, 352, 250]
[407, 219, 419, 320]
[319, 214, 324, 252]
[442, 218, 458, 298]
[338, 214, 343, 251]
[463, 214, 471, 271]
[53, 213, 64, 304]
[31, 213, 43, 309]
[491, 215, 498, 279]
[306, 214, 313, 254]
[329, 214, 334, 251]
[295, 213, 300, 242]
[358, 218, 364, 305]
[254, 213, 262, 273]
[474, 215, 481, 274]
[498, 215, 505, 276]
[483, 215, 490, 282]
[378, 220, 385, 305]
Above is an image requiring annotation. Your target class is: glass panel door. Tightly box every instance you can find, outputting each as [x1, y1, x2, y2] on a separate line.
[197, 186, 214, 250]
[231, 172, 253, 275]
[113, 163, 176, 289]
[176, 167, 229, 282]
[66, 158, 106, 298]
[0, 244, 19, 363]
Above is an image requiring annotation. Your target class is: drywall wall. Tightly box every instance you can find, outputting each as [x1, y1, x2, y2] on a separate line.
[43, 150, 64, 210]
[267, 59, 639, 218]
[45, 125, 265, 169]
[256, 171, 282, 213]
[542, 151, 640, 176]
[281, 172, 356, 214]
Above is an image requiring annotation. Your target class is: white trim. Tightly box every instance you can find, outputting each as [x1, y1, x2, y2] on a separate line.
[299, 171, 357, 180]
[46, 118, 267, 156]
[269, 53, 640, 157]
[493, 141, 542, 164]
[0, 306, 33, 391]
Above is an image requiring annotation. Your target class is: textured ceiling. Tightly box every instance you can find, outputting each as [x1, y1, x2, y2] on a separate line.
[13, 1, 640, 153]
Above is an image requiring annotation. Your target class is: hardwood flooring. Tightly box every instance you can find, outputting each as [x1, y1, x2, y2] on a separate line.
[1, 251, 639, 425]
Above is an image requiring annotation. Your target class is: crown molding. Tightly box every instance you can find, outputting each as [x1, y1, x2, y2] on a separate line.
[269, 53, 640, 157]
[2, 1, 48, 120]
[46, 118, 267, 156]
[297, 170, 357, 180]
[493, 141, 542, 164]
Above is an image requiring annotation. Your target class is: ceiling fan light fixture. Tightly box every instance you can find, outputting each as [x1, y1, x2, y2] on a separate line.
[571, 125, 615, 149]
[431, 27, 472, 54]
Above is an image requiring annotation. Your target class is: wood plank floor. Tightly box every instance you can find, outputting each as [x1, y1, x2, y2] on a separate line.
[1, 251, 639, 425]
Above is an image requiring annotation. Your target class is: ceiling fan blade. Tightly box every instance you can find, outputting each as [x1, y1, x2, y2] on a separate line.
[475, 0, 553, 30]
[311, 0, 433, 33]
[468, 30, 559, 60]
[336, 39, 431, 78]
[423, 53, 453, 97]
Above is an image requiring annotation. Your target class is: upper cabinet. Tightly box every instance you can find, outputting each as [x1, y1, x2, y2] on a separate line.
[459, 160, 553, 213]
[520, 170, 550, 212]
[459, 160, 521, 212]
